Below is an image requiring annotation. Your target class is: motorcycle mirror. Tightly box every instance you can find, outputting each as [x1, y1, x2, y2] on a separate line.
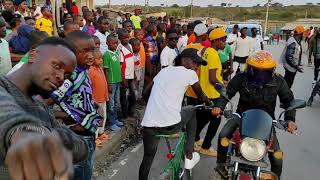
[287, 99, 306, 111]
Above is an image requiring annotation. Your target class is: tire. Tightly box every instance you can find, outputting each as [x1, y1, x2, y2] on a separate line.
[184, 169, 192, 180]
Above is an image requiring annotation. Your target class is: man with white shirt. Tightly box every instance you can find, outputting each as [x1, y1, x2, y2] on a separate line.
[139, 48, 210, 180]
[94, 16, 110, 55]
[0, 20, 11, 75]
[251, 27, 264, 53]
[160, 29, 179, 68]
[226, 24, 241, 57]
[177, 24, 189, 53]
[234, 27, 253, 73]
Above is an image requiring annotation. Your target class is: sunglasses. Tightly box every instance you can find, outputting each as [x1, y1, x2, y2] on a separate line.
[169, 37, 179, 41]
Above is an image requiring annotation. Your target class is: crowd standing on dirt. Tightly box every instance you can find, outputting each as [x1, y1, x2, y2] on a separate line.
[0, 1, 317, 179]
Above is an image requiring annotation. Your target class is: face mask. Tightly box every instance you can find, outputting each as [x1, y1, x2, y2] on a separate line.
[247, 67, 273, 86]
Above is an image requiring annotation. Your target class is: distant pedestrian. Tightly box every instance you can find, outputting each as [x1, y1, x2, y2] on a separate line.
[94, 16, 110, 55]
[226, 24, 240, 57]
[251, 27, 264, 53]
[160, 29, 179, 68]
[0, 20, 11, 75]
[234, 27, 253, 73]
[130, 9, 142, 29]
[309, 29, 320, 85]
[82, 11, 96, 36]
[35, 7, 53, 36]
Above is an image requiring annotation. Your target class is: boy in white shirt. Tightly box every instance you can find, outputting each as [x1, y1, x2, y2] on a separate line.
[139, 48, 211, 180]
[160, 29, 179, 68]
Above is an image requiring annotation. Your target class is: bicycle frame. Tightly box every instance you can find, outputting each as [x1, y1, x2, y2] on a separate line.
[156, 132, 186, 180]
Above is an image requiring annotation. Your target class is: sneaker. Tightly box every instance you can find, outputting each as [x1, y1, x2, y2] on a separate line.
[199, 148, 217, 157]
[195, 139, 204, 146]
[109, 124, 121, 132]
[215, 165, 228, 178]
[184, 152, 200, 169]
[116, 120, 124, 127]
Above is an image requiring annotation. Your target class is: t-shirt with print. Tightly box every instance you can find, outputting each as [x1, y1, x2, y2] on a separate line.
[130, 15, 142, 29]
[141, 66, 198, 127]
[200, 48, 223, 99]
[0, 39, 12, 75]
[185, 43, 204, 98]
[35, 18, 53, 36]
[218, 44, 232, 63]
[160, 46, 179, 67]
[117, 44, 135, 80]
[103, 50, 122, 84]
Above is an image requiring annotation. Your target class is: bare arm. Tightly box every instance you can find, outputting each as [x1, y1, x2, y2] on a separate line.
[209, 69, 221, 86]
[191, 82, 209, 103]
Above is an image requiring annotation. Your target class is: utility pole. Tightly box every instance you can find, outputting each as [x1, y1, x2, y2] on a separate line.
[264, 0, 271, 36]
[190, 0, 193, 17]
[145, 0, 149, 13]
[108, 0, 111, 8]
[305, 9, 308, 18]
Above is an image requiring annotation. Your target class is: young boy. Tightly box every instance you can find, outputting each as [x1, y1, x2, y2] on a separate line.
[139, 48, 210, 180]
[129, 38, 141, 99]
[94, 16, 110, 55]
[92, 35, 101, 49]
[51, 30, 100, 180]
[73, 14, 84, 30]
[82, 11, 96, 36]
[104, 34, 123, 131]
[134, 29, 146, 103]
[89, 49, 109, 146]
[117, 29, 136, 118]
[35, 7, 53, 36]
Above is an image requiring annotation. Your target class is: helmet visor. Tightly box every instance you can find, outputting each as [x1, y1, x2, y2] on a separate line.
[247, 67, 274, 85]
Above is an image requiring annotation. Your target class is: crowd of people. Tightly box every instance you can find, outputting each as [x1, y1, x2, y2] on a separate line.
[0, 1, 312, 180]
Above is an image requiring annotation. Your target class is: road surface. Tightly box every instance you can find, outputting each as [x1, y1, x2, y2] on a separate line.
[95, 43, 320, 180]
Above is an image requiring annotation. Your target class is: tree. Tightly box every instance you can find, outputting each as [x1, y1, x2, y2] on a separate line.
[306, 3, 313, 5]
[221, 3, 227, 7]
[171, 4, 179, 8]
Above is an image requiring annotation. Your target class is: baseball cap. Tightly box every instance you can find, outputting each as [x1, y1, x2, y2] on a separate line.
[180, 48, 207, 66]
[194, 23, 208, 36]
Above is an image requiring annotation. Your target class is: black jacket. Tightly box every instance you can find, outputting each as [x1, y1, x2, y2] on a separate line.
[217, 73, 296, 121]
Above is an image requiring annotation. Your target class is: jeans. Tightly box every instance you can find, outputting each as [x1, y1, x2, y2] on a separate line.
[108, 83, 121, 126]
[187, 97, 221, 149]
[120, 79, 136, 118]
[73, 136, 95, 180]
[284, 68, 297, 88]
[139, 106, 197, 180]
[216, 117, 283, 178]
[314, 58, 320, 81]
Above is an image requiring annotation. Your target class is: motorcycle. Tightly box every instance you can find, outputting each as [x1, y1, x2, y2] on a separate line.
[214, 83, 306, 180]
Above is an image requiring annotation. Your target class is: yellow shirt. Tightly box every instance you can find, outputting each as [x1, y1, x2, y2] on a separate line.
[199, 48, 223, 99]
[185, 43, 203, 98]
[35, 18, 53, 36]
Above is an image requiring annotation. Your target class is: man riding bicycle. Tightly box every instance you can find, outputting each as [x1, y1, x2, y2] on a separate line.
[212, 51, 298, 179]
[139, 48, 211, 180]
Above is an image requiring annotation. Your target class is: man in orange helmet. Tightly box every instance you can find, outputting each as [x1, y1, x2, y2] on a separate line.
[212, 51, 297, 179]
[282, 25, 304, 88]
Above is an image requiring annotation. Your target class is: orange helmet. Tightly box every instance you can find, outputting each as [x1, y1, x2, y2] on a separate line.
[294, 26, 304, 35]
[246, 51, 277, 69]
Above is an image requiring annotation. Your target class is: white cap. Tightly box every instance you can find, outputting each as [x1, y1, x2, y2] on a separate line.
[194, 23, 208, 36]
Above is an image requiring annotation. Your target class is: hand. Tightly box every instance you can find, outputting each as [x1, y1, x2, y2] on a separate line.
[212, 107, 222, 118]
[287, 121, 297, 134]
[108, 85, 112, 93]
[6, 132, 73, 180]
[296, 66, 304, 73]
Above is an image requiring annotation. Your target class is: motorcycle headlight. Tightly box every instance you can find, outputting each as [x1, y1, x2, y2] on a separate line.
[240, 137, 266, 161]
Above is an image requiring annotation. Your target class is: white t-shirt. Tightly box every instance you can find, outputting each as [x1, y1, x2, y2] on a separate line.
[234, 36, 253, 57]
[0, 39, 12, 75]
[141, 66, 198, 127]
[160, 46, 179, 67]
[177, 34, 188, 53]
[227, 32, 241, 54]
[251, 35, 263, 53]
[117, 44, 135, 79]
[94, 30, 110, 55]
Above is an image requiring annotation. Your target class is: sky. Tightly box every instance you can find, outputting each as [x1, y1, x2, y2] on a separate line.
[96, 0, 319, 7]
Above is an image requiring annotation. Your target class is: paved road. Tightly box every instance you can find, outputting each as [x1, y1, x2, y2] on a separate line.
[96, 43, 320, 180]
